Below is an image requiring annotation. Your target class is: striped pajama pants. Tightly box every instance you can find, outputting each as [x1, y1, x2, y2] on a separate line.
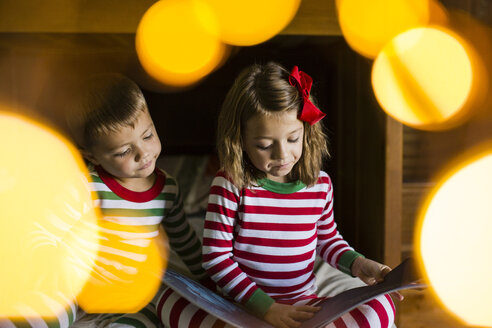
[0, 303, 159, 328]
[0, 298, 78, 328]
[156, 287, 395, 328]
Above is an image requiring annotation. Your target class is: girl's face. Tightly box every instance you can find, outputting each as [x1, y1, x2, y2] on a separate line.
[85, 108, 162, 190]
[243, 110, 303, 183]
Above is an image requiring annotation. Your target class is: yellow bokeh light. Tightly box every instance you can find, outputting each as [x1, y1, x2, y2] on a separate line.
[0, 112, 99, 318]
[416, 144, 492, 326]
[136, 0, 228, 87]
[77, 223, 168, 313]
[337, 0, 438, 58]
[193, 0, 301, 46]
[372, 27, 476, 130]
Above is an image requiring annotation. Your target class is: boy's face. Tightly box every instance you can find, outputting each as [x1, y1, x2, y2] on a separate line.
[85, 108, 162, 184]
[243, 110, 304, 183]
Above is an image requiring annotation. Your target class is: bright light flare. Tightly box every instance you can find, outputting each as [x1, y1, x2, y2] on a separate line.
[194, 0, 301, 46]
[0, 112, 100, 318]
[416, 145, 492, 326]
[136, 0, 228, 87]
[336, 0, 440, 58]
[372, 27, 478, 130]
[77, 222, 168, 313]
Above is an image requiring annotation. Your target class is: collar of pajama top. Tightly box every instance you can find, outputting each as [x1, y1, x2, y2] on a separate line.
[256, 178, 306, 194]
[95, 165, 166, 202]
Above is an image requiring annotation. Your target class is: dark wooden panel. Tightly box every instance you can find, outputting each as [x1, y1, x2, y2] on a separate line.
[144, 35, 341, 154]
[328, 42, 402, 265]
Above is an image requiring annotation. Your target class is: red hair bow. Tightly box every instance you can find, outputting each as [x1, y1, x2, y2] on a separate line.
[288, 66, 326, 125]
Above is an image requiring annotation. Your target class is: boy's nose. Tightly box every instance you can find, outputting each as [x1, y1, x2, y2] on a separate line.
[135, 147, 150, 162]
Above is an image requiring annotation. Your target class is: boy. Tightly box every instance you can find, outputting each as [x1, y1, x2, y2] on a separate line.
[66, 74, 209, 327]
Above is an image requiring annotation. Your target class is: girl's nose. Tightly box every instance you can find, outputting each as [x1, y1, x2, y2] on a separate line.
[272, 143, 287, 160]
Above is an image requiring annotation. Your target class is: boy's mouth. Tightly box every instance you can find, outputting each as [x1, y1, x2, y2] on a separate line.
[140, 160, 153, 170]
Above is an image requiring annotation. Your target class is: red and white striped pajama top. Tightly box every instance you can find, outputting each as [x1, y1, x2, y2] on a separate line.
[202, 170, 362, 315]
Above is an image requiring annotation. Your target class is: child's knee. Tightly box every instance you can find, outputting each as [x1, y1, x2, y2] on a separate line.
[359, 294, 395, 328]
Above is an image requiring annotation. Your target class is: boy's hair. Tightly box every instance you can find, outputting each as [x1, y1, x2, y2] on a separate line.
[217, 62, 329, 189]
[66, 73, 147, 150]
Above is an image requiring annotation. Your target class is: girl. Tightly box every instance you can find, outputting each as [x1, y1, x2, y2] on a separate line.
[157, 62, 397, 328]
[202, 62, 397, 328]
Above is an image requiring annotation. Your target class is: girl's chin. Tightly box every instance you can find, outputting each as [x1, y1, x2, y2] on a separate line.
[269, 166, 292, 176]
[266, 173, 290, 183]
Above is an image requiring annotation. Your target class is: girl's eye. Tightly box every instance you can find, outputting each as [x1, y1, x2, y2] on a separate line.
[115, 149, 130, 158]
[144, 133, 153, 140]
[256, 144, 271, 150]
[288, 137, 300, 143]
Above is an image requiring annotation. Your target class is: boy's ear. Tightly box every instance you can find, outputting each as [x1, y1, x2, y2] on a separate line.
[80, 148, 100, 166]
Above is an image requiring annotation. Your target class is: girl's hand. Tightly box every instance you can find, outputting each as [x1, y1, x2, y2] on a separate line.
[351, 257, 389, 285]
[264, 302, 320, 328]
[351, 257, 404, 301]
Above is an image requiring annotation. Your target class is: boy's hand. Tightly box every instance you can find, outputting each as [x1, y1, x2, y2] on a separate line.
[264, 302, 319, 328]
[351, 257, 404, 301]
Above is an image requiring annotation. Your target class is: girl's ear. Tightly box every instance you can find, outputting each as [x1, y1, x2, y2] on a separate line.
[80, 148, 100, 166]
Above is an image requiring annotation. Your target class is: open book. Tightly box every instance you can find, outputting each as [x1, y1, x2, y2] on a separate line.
[162, 258, 425, 328]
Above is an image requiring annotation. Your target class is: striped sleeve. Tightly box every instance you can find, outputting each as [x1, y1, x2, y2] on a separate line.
[315, 173, 361, 273]
[202, 173, 261, 305]
[161, 175, 206, 278]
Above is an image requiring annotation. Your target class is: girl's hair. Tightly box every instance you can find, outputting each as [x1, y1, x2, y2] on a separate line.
[66, 73, 147, 150]
[217, 62, 329, 189]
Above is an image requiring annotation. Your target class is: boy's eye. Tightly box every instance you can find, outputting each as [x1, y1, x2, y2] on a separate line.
[143, 133, 153, 140]
[115, 149, 130, 157]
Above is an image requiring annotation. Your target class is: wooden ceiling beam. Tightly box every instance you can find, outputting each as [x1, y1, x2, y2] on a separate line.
[0, 0, 341, 35]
